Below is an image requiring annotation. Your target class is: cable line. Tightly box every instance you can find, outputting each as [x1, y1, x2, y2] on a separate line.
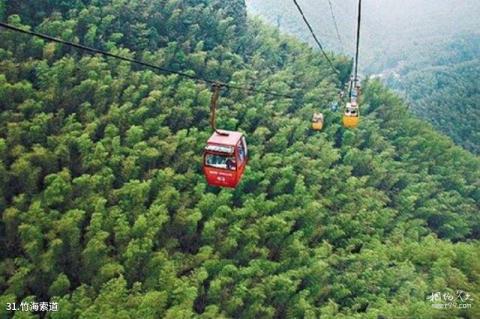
[353, 0, 362, 83]
[348, 0, 362, 99]
[291, 0, 340, 75]
[0, 22, 294, 99]
[326, 0, 344, 53]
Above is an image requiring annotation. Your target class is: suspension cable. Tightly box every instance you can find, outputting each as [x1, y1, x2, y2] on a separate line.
[353, 0, 362, 83]
[326, 0, 344, 53]
[0, 22, 295, 99]
[292, 0, 339, 75]
[349, 0, 362, 99]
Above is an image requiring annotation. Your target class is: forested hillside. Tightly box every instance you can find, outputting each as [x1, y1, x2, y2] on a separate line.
[246, 0, 480, 154]
[1, 1, 479, 318]
[384, 35, 480, 154]
[246, 0, 480, 73]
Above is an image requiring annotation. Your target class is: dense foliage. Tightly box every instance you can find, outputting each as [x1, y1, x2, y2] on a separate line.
[1, 0, 479, 318]
[384, 35, 480, 154]
[247, 0, 480, 154]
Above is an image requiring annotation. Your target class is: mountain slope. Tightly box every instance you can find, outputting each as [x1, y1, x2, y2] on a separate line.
[0, 1, 479, 318]
[246, 0, 480, 73]
[247, 0, 480, 154]
[384, 35, 480, 154]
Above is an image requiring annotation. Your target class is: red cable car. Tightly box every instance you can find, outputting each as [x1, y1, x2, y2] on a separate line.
[203, 130, 248, 188]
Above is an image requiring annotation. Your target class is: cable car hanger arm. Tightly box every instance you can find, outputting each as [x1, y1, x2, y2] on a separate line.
[209, 83, 229, 136]
[350, 0, 362, 99]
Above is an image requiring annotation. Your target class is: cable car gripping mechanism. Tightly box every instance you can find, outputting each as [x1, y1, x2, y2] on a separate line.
[210, 82, 229, 136]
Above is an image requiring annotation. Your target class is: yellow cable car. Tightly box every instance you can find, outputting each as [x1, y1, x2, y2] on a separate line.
[312, 112, 324, 131]
[343, 101, 360, 128]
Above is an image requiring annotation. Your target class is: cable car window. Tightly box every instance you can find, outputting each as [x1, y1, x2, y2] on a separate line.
[238, 142, 245, 163]
[241, 136, 248, 157]
[205, 144, 234, 154]
[205, 154, 236, 171]
[313, 113, 323, 122]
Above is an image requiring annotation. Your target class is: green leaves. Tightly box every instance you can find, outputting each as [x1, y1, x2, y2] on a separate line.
[43, 170, 72, 207]
[48, 273, 70, 297]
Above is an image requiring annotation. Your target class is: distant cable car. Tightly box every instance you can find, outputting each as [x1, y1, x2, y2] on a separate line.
[312, 112, 324, 131]
[330, 100, 339, 112]
[343, 0, 362, 129]
[203, 130, 248, 188]
[355, 83, 362, 97]
[203, 83, 248, 188]
[343, 101, 360, 128]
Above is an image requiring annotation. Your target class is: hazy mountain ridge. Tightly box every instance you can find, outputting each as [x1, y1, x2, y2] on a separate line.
[247, 0, 480, 153]
[382, 34, 480, 153]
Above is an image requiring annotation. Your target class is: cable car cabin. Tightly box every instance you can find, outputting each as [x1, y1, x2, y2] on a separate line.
[312, 112, 324, 131]
[355, 83, 362, 97]
[203, 130, 248, 188]
[343, 102, 360, 128]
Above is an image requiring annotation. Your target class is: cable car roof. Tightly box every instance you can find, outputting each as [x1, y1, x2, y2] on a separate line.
[207, 130, 243, 146]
